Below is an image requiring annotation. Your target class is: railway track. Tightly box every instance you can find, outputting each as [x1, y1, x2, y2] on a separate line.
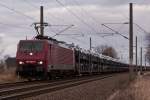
[0, 75, 113, 100]
[0, 80, 52, 89]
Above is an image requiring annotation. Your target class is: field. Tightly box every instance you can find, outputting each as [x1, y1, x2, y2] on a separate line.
[0, 67, 19, 83]
[112, 72, 150, 100]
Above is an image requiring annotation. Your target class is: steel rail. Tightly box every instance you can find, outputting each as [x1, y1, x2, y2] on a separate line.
[0, 75, 113, 100]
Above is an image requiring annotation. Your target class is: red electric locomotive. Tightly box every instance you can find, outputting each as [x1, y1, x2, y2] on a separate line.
[16, 38, 75, 79]
[16, 6, 76, 80]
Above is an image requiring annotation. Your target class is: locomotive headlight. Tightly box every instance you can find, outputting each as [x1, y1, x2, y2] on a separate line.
[29, 52, 33, 56]
[38, 61, 43, 65]
[19, 61, 24, 65]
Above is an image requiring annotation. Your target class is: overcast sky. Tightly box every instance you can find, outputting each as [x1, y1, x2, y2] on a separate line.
[0, 0, 149, 63]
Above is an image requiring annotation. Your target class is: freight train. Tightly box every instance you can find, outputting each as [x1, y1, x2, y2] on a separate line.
[16, 37, 129, 80]
[16, 6, 150, 80]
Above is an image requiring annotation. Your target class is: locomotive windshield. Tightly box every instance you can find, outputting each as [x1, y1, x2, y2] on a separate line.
[19, 41, 43, 52]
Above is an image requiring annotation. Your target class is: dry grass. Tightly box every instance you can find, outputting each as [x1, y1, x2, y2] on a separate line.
[112, 72, 150, 100]
[111, 82, 135, 100]
[132, 74, 150, 100]
[0, 67, 19, 83]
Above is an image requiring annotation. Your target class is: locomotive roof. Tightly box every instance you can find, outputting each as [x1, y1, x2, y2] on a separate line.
[19, 40, 46, 42]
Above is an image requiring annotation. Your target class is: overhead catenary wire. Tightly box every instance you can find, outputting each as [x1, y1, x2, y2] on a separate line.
[0, 1, 36, 21]
[54, 0, 110, 46]
[71, 0, 148, 38]
[23, 0, 66, 36]
[47, 26, 87, 45]
[70, 0, 102, 30]
[21, 0, 138, 50]
[50, 29, 87, 44]
[54, 0, 108, 46]
[52, 24, 74, 37]
[64, 0, 132, 46]
[70, 37, 87, 44]
[24, 0, 107, 46]
[24, 0, 71, 24]
[0, 22, 31, 29]
[23, 0, 74, 31]
[99, 23, 127, 37]
[22, 0, 39, 9]
[55, 0, 98, 34]
[118, 6, 149, 35]
[101, 24, 129, 39]
[133, 23, 149, 34]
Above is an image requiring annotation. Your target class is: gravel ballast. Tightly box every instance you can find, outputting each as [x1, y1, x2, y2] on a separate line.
[24, 73, 130, 100]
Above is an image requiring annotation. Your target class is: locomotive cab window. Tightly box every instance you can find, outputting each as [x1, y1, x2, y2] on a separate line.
[19, 41, 44, 52]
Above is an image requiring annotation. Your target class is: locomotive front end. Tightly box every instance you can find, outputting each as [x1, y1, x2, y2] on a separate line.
[16, 40, 47, 79]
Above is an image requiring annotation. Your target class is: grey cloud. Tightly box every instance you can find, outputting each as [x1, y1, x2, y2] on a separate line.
[57, 0, 150, 7]
[0, 0, 148, 63]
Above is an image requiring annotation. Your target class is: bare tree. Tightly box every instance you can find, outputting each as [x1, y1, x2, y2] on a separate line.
[94, 45, 118, 58]
[0, 36, 6, 71]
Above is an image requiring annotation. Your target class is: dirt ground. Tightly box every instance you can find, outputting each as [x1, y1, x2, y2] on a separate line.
[24, 73, 130, 100]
